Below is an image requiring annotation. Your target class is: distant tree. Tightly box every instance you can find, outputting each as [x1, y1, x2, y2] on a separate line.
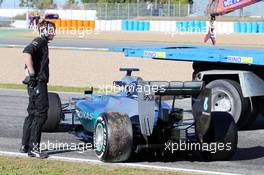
[39, 0, 54, 9]
[81, 0, 89, 3]
[19, 0, 34, 7]
[91, 0, 137, 2]
[68, 0, 77, 4]
[19, 0, 54, 9]
[79, 0, 189, 3]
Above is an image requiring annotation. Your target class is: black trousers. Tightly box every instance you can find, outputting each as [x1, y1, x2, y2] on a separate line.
[22, 82, 49, 151]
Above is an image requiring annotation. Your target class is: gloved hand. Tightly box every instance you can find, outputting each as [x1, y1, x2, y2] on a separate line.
[22, 73, 37, 88]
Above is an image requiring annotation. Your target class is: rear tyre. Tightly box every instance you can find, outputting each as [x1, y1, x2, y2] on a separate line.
[42, 92, 62, 132]
[205, 79, 257, 129]
[94, 112, 133, 162]
[202, 112, 238, 161]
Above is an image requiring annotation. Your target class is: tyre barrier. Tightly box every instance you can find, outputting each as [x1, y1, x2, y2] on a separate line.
[214, 22, 234, 34]
[48, 19, 95, 30]
[176, 21, 207, 33]
[95, 20, 121, 31]
[122, 20, 150, 31]
[234, 22, 264, 33]
[149, 21, 176, 32]
[44, 20, 264, 34]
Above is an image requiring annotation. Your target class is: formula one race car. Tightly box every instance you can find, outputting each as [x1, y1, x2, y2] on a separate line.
[43, 68, 238, 162]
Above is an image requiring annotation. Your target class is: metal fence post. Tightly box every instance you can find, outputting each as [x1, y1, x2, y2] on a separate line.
[173, 3, 176, 17]
[137, 1, 139, 18]
[117, 3, 120, 20]
[240, 8, 244, 17]
[179, 1, 181, 17]
[105, 3, 108, 20]
[168, 2, 170, 16]
[128, 3, 130, 19]
[187, 2, 190, 16]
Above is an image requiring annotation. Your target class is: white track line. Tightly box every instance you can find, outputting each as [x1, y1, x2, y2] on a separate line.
[0, 44, 109, 51]
[0, 151, 241, 175]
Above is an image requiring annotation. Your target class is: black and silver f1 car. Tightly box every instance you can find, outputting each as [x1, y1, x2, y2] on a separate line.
[43, 68, 238, 162]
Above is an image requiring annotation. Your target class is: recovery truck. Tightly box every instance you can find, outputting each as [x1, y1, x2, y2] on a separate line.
[123, 46, 264, 129]
[120, 0, 264, 130]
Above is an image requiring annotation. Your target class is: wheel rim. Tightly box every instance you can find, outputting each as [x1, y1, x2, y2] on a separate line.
[212, 91, 233, 112]
[95, 123, 104, 152]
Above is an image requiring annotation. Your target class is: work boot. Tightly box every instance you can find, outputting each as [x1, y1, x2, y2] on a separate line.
[28, 150, 48, 159]
[19, 145, 29, 153]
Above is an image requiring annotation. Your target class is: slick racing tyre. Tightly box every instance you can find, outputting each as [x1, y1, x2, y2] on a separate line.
[202, 112, 238, 161]
[94, 112, 133, 162]
[42, 92, 62, 132]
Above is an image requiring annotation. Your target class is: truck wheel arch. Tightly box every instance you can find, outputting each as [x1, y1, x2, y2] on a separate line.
[194, 70, 261, 129]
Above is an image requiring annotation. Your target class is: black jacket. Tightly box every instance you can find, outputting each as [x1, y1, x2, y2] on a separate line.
[23, 37, 49, 83]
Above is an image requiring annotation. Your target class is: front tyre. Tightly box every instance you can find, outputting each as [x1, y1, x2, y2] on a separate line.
[42, 92, 62, 132]
[94, 112, 133, 162]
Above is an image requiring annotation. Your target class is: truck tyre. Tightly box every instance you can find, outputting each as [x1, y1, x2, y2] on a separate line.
[205, 79, 257, 129]
[202, 112, 238, 161]
[94, 112, 133, 162]
[42, 92, 62, 132]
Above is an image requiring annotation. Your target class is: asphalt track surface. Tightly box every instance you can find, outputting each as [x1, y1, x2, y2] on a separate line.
[0, 89, 264, 175]
[0, 37, 178, 49]
[1, 37, 264, 50]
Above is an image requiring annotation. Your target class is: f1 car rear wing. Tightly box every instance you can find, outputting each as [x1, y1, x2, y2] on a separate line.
[137, 80, 210, 137]
[123, 46, 264, 66]
[149, 81, 204, 96]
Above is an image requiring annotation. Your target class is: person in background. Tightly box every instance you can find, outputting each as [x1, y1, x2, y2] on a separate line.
[35, 12, 41, 26]
[146, 1, 153, 16]
[189, 0, 194, 14]
[158, 1, 164, 16]
[28, 12, 34, 29]
[204, 19, 216, 45]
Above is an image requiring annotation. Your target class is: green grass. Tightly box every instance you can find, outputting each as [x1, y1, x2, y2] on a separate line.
[0, 156, 191, 175]
[0, 83, 98, 93]
[0, 83, 118, 94]
[0, 28, 31, 37]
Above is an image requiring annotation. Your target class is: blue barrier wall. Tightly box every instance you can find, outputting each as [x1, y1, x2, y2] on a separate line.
[258, 22, 264, 33]
[122, 20, 150, 31]
[234, 22, 264, 33]
[176, 21, 206, 33]
[121, 20, 264, 34]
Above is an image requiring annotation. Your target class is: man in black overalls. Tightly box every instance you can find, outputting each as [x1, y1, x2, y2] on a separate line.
[20, 19, 56, 158]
